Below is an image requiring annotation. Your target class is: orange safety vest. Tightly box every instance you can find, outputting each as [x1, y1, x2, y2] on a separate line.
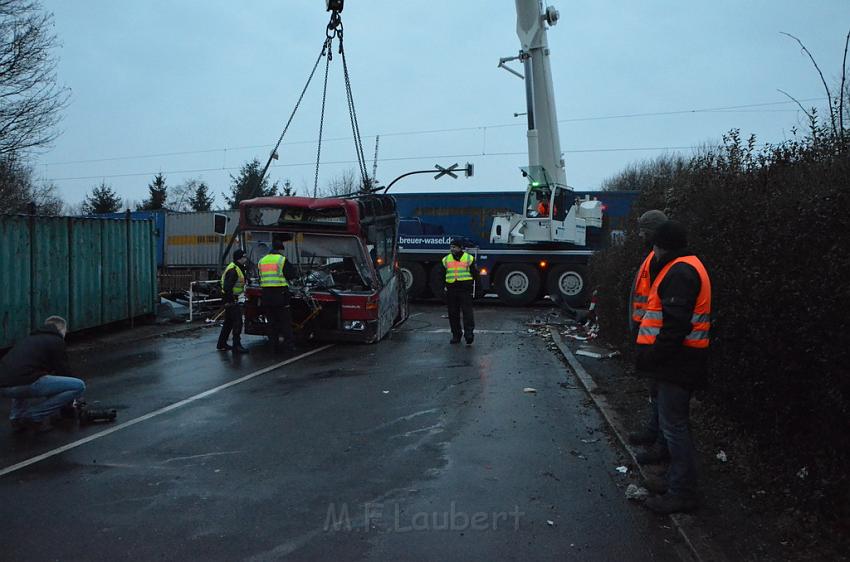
[636, 255, 711, 349]
[631, 252, 654, 323]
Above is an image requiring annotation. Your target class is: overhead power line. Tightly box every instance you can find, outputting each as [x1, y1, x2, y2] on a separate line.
[43, 142, 776, 183]
[41, 97, 825, 167]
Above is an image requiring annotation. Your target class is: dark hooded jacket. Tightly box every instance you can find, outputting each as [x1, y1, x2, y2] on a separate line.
[0, 325, 70, 388]
[634, 248, 710, 390]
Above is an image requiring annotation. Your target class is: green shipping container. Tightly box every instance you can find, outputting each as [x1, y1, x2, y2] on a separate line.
[0, 215, 158, 349]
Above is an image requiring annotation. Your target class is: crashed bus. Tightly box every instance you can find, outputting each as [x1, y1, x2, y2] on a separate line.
[236, 194, 408, 344]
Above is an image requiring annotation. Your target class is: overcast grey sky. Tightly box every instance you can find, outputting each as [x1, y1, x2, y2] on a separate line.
[34, 1, 849, 208]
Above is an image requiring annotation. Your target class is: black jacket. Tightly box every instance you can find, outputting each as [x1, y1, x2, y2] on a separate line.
[0, 325, 71, 388]
[635, 248, 710, 389]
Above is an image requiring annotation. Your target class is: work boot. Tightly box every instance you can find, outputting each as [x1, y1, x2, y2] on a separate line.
[627, 427, 658, 446]
[644, 493, 699, 514]
[635, 444, 670, 465]
[27, 417, 55, 433]
[465, 334, 474, 346]
[449, 336, 461, 344]
[217, 343, 233, 351]
[59, 403, 79, 419]
[232, 344, 249, 354]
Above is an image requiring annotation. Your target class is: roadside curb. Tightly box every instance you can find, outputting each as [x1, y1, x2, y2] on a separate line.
[550, 327, 729, 562]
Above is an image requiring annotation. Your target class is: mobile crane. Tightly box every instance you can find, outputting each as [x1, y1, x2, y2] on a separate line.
[490, 0, 603, 246]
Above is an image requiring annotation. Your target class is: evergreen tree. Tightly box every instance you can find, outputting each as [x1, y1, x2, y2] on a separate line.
[81, 182, 122, 214]
[188, 181, 214, 211]
[138, 172, 168, 210]
[224, 159, 278, 209]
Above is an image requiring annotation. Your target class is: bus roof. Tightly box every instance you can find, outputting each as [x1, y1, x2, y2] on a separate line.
[239, 195, 397, 233]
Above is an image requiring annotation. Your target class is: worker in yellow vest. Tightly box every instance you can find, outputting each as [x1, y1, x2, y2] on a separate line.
[627, 210, 668, 451]
[217, 249, 249, 353]
[635, 220, 712, 515]
[258, 239, 298, 354]
[440, 239, 479, 345]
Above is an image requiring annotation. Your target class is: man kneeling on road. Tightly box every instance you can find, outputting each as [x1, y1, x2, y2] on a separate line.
[0, 316, 85, 432]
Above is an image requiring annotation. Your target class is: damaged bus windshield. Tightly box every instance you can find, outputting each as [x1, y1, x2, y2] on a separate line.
[245, 232, 375, 292]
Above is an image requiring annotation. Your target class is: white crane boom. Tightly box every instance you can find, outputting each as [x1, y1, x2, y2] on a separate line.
[490, 0, 603, 246]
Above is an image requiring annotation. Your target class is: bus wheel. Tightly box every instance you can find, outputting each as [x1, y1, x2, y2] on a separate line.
[399, 261, 426, 298]
[546, 264, 589, 307]
[428, 264, 447, 302]
[494, 264, 541, 306]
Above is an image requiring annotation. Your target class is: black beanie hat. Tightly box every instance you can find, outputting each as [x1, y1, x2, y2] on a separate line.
[653, 220, 688, 251]
[233, 249, 246, 260]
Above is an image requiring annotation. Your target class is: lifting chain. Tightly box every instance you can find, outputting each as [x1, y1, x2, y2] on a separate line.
[260, 8, 370, 197]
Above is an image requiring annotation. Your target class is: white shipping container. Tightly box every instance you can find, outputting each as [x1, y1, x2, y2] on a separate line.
[164, 211, 240, 268]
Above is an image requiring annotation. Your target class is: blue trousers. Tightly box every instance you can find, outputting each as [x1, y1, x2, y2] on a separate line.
[1, 376, 86, 422]
[646, 381, 668, 449]
[657, 381, 698, 498]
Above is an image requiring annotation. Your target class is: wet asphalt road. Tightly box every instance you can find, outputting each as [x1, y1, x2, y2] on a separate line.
[0, 304, 684, 561]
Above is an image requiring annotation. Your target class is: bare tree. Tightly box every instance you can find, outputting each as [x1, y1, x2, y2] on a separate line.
[0, 153, 63, 213]
[319, 168, 358, 197]
[780, 28, 850, 140]
[0, 0, 70, 156]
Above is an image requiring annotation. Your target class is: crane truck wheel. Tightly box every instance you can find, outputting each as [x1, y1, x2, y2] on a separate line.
[399, 261, 427, 298]
[494, 263, 541, 306]
[546, 264, 589, 307]
[428, 263, 447, 303]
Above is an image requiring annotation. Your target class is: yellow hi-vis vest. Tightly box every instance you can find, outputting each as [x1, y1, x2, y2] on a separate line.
[258, 253, 289, 288]
[443, 252, 474, 283]
[220, 262, 245, 295]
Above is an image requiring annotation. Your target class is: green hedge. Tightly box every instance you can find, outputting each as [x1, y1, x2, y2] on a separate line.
[590, 130, 850, 520]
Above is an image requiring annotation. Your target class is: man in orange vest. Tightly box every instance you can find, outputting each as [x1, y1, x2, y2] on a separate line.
[627, 210, 668, 452]
[635, 220, 711, 514]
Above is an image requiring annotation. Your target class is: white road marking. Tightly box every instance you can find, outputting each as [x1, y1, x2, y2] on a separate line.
[0, 345, 333, 479]
[408, 312, 424, 318]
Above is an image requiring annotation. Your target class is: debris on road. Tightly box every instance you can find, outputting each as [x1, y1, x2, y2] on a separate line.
[716, 450, 728, 463]
[580, 438, 600, 444]
[382, 390, 390, 395]
[547, 520, 555, 527]
[523, 387, 537, 394]
[625, 484, 650, 501]
[797, 467, 809, 480]
[615, 465, 629, 474]
[569, 450, 587, 460]
[575, 345, 620, 359]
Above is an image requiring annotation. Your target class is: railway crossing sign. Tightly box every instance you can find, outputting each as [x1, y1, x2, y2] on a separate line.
[434, 162, 474, 180]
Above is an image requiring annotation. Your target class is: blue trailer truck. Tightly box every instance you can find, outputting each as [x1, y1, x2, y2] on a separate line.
[393, 190, 637, 306]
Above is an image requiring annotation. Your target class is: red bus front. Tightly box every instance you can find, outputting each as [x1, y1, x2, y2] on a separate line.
[236, 195, 407, 344]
